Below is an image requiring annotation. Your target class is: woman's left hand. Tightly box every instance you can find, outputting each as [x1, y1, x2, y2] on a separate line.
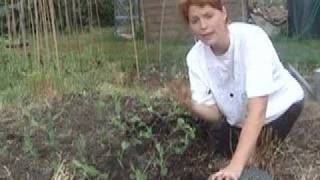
[207, 164, 242, 180]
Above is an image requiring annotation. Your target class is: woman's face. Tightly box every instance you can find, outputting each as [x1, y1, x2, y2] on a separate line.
[188, 5, 228, 46]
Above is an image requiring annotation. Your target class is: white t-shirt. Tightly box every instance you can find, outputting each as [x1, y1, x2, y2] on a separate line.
[187, 22, 304, 127]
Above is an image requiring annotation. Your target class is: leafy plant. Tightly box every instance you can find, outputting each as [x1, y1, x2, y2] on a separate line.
[155, 143, 168, 176]
[130, 164, 148, 180]
[174, 118, 196, 154]
[0, 143, 8, 156]
[23, 133, 38, 157]
[75, 134, 87, 162]
[72, 159, 109, 179]
[117, 140, 130, 168]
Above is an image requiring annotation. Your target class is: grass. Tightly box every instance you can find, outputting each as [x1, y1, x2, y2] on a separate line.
[0, 27, 319, 108]
[0, 28, 190, 106]
[273, 36, 320, 75]
[0, 27, 319, 109]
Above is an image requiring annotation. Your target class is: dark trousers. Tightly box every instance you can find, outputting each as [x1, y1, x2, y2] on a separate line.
[216, 99, 304, 157]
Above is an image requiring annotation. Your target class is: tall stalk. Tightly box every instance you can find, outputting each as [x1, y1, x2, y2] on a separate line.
[63, 0, 71, 33]
[87, 0, 93, 30]
[77, 0, 83, 33]
[10, 0, 17, 39]
[129, 0, 140, 79]
[34, 0, 41, 67]
[39, 0, 50, 63]
[159, 0, 167, 69]
[140, 0, 149, 64]
[27, 0, 36, 66]
[72, 0, 78, 33]
[49, 0, 60, 75]
[19, 0, 27, 57]
[27, 0, 35, 42]
[95, 0, 100, 27]
[57, 0, 64, 36]
[5, 0, 12, 43]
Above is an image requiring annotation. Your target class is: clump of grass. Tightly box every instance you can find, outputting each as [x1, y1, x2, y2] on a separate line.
[52, 160, 75, 180]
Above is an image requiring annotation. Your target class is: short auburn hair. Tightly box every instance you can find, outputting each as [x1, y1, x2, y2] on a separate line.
[179, 0, 225, 23]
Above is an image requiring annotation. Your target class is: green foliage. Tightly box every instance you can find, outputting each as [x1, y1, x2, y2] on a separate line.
[172, 118, 196, 154]
[130, 164, 148, 180]
[75, 134, 87, 162]
[117, 140, 130, 168]
[72, 159, 109, 179]
[0, 143, 8, 156]
[155, 143, 168, 176]
[23, 133, 38, 157]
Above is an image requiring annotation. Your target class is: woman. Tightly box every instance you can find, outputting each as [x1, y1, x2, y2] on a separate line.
[178, 0, 304, 179]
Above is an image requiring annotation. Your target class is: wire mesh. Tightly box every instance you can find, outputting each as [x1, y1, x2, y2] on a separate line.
[114, 0, 140, 38]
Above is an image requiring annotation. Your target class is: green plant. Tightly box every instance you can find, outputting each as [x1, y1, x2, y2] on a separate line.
[47, 116, 57, 150]
[0, 143, 8, 156]
[117, 140, 130, 168]
[72, 159, 109, 179]
[23, 133, 38, 157]
[75, 134, 87, 162]
[155, 143, 168, 176]
[112, 92, 122, 117]
[138, 123, 153, 139]
[174, 118, 196, 154]
[130, 164, 148, 180]
[111, 116, 126, 131]
[95, 99, 106, 119]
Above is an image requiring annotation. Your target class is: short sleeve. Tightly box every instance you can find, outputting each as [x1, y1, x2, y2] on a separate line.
[245, 28, 279, 98]
[187, 55, 216, 105]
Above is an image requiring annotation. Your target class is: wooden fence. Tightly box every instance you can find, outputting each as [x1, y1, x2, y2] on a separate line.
[142, 0, 247, 42]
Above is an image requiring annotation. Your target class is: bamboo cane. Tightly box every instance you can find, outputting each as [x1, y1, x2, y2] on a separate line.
[49, 0, 61, 75]
[72, 0, 78, 33]
[140, 0, 149, 64]
[10, 0, 17, 40]
[95, 0, 101, 28]
[129, 0, 140, 79]
[159, 0, 167, 69]
[77, 0, 83, 33]
[34, 0, 41, 67]
[63, 0, 71, 33]
[19, 0, 27, 57]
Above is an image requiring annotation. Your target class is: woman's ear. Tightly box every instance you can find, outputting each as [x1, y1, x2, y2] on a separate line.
[222, 6, 226, 12]
[222, 6, 228, 22]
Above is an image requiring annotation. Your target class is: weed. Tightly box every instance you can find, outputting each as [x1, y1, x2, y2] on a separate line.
[173, 118, 196, 154]
[111, 116, 126, 131]
[155, 142, 168, 176]
[23, 133, 38, 157]
[72, 159, 109, 179]
[52, 160, 75, 180]
[0, 143, 8, 156]
[130, 164, 148, 180]
[112, 92, 122, 117]
[75, 134, 87, 163]
[47, 116, 57, 150]
[95, 99, 106, 119]
[138, 122, 153, 139]
[117, 140, 130, 168]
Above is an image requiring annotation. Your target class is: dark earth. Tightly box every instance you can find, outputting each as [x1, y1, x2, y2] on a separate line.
[0, 92, 319, 179]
